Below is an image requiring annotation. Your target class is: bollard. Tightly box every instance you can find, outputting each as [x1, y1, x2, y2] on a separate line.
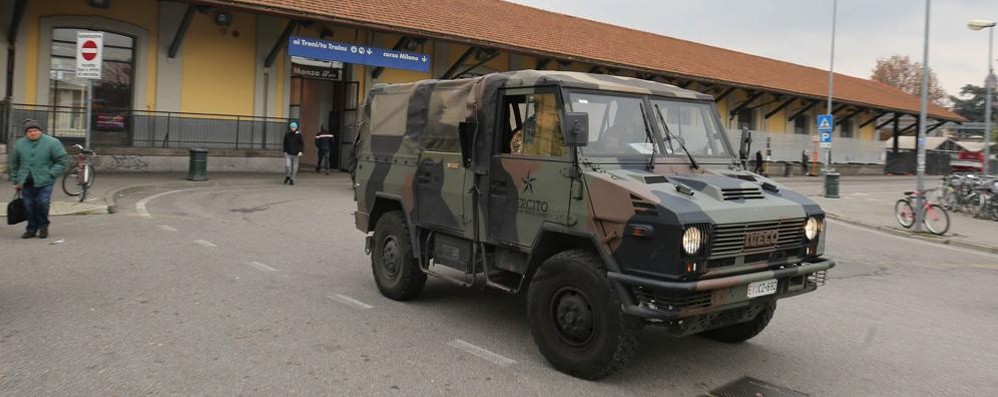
[187, 147, 209, 181]
[824, 172, 840, 198]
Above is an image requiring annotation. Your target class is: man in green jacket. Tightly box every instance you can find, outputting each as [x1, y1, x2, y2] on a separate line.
[9, 119, 69, 239]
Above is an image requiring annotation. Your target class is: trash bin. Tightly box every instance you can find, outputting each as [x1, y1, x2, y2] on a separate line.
[824, 172, 840, 198]
[187, 148, 208, 181]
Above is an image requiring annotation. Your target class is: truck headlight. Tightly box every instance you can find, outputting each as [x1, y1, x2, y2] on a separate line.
[682, 227, 703, 254]
[804, 217, 821, 240]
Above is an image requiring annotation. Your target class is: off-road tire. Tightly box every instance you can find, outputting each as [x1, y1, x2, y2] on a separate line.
[700, 300, 777, 343]
[371, 211, 426, 300]
[527, 249, 641, 380]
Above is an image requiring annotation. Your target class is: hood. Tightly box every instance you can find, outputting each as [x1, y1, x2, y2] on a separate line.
[585, 167, 822, 228]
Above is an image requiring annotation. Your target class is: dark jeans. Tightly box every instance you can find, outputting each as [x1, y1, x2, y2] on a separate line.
[22, 184, 53, 232]
[316, 149, 330, 171]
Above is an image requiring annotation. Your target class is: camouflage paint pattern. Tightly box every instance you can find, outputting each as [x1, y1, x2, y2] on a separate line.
[354, 70, 833, 320]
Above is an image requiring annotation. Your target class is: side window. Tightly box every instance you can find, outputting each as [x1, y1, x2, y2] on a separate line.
[370, 92, 410, 137]
[421, 87, 470, 152]
[500, 92, 565, 157]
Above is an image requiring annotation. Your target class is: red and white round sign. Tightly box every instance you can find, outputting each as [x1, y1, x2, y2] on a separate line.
[81, 40, 99, 61]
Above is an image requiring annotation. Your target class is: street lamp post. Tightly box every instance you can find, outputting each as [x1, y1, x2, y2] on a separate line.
[969, 19, 995, 176]
[823, 0, 838, 198]
[914, 0, 931, 232]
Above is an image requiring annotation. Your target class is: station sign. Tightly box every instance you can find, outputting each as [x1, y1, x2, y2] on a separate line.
[288, 36, 430, 73]
[292, 63, 341, 81]
[76, 32, 103, 79]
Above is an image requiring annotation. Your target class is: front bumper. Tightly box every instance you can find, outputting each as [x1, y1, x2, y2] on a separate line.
[607, 258, 835, 320]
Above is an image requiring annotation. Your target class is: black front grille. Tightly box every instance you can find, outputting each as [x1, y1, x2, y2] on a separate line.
[722, 187, 765, 200]
[709, 218, 806, 259]
[633, 287, 712, 311]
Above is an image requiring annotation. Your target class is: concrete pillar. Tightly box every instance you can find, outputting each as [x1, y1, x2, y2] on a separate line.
[156, 1, 187, 112]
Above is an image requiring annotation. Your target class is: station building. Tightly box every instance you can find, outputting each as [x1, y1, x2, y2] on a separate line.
[0, 0, 965, 172]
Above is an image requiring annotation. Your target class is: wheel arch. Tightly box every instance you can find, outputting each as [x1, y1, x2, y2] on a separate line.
[521, 224, 627, 300]
[369, 194, 423, 261]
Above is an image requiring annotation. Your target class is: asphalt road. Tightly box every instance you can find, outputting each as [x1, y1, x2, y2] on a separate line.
[2, 174, 997, 396]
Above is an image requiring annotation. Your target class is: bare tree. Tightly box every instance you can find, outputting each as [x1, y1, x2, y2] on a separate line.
[870, 55, 947, 106]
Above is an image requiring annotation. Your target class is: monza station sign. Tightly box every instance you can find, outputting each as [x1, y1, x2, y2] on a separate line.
[288, 36, 430, 73]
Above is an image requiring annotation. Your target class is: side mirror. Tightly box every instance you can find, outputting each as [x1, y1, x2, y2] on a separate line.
[563, 112, 589, 147]
[458, 121, 476, 167]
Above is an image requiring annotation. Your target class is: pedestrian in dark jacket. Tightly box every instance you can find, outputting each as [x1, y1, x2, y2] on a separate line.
[9, 119, 69, 239]
[754, 150, 764, 174]
[282, 121, 304, 185]
[314, 126, 334, 175]
[801, 149, 809, 176]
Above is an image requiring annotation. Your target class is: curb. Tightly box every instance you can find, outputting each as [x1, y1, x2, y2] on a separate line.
[103, 178, 276, 214]
[825, 212, 998, 255]
[0, 201, 108, 217]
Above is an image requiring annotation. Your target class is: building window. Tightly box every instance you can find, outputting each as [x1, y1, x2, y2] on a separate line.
[793, 114, 809, 135]
[840, 119, 854, 138]
[49, 28, 135, 139]
[737, 108, 754, 130]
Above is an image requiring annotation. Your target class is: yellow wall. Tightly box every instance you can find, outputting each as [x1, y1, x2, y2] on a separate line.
[859, 112, 876, 140]
[180, 10, 257, 115]
[20, 0, 159, 106]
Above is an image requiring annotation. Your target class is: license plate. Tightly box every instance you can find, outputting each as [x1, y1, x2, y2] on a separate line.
[747, 279, 778, 298]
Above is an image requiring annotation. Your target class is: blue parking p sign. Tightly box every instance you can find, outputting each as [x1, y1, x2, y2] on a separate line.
[817, 114, 833, 148]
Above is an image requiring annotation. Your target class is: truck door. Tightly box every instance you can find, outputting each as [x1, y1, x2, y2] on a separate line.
[487, 88, 574, 248]
[414, 85, 475, 240]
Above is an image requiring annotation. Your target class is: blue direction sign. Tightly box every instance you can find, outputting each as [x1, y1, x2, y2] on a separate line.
[817, 114, 833, 148]
[288, 36, 430, 73]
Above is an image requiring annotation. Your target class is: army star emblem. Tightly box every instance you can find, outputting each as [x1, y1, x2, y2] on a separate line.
[522, 172, 537, 194]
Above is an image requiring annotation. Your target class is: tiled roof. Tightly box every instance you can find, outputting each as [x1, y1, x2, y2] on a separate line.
[202, 0, 964, 122]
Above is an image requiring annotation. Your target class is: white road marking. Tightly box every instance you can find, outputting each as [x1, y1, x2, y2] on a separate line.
[447, 339, 517, 367]
[193, 240, 217, 249]
[157, 225, 178, 232]
[327, 294, 373, 310]
[246, 261, 277, 272]
[830, 219, 998, 260]
[135, 189, 190, 219]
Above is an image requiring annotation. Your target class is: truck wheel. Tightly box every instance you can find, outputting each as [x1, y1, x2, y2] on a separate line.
[372, 211, 426, 300]
[700, 301, 776, 343]
[527, 249, 640, 380]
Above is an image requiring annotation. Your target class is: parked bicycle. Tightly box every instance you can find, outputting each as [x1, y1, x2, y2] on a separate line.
[895, 188, 950, 235]
[971, 179, 998, 221]
[62, 144, 95, 202]
[940, 173, 998, 220]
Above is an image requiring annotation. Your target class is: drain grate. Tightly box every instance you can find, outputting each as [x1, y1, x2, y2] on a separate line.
[707, 376, 809, 397]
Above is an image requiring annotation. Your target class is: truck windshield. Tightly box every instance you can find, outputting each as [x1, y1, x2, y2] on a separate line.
[566, 92, 658, 157]
[567, 91, 732, 159]
[649, 98, 731, 158]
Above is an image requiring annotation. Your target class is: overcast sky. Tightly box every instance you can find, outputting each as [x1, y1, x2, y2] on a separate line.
[508, 0, 998, 100]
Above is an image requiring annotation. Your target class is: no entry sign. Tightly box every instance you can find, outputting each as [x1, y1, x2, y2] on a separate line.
[76, 32, 103, 79]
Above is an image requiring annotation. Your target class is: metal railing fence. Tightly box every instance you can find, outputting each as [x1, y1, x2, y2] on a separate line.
[726, 129, 885, 164]
[4, 103, 289, 150]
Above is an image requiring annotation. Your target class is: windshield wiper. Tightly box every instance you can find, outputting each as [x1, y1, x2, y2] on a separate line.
[653, 104, 699, 170]
[638, 103, 657, 171]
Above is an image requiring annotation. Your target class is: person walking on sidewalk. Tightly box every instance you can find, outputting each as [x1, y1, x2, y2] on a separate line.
[314, 126, 334, 175]
[282, 121, 304, 185]
[801, 149, 809, 176]
[754, 150, 764, 174]
[9, 119, 69, 239]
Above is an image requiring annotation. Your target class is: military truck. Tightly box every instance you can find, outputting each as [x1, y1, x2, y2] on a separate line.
[353, 70, 834, 379]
